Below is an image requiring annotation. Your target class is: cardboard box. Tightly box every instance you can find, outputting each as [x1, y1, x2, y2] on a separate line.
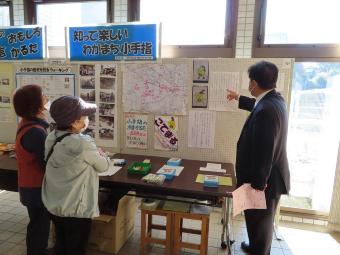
[88, 195, 136, 254]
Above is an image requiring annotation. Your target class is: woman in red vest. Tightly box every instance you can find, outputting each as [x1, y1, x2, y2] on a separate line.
[13, 85, 51, 255]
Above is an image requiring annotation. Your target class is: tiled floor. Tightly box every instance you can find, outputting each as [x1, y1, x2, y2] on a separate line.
[0, 190, 340, 255]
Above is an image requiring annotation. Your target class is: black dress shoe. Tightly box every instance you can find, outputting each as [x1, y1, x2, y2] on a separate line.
[241, 241, 252, 254]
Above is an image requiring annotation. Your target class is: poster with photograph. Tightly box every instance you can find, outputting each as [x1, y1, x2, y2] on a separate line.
[100, 64, 116, 77]
[80, 76, 95, 89]
[80, 90, 95, 102]
[99, 103, 115, 116]
[125, 113, 148, 149]
[79, 64, 97, 140]
[99, 91, 115, 103]
[0, 80, 13, 123]
[192, 85, 208, 108]
[79, 64, 95, 76]
[79, 64, 117, 146]
[154, 115, 178, 151]
[100, 77, 115, 90]
[0, 77, 10, 86]
[193, 60, 209, 83]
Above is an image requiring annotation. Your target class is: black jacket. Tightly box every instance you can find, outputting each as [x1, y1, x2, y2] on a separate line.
[236, 90, 290, 198]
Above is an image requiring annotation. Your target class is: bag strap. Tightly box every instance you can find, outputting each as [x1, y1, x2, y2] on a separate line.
[45, 133, 72, 163]
[16, 122, 46, 137]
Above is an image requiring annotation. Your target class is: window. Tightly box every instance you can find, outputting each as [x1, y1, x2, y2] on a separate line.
[131, 0, 237, 58]
[265, 0, 340, 44]
[0, 2, 10, 26]
[283, 62, 340, 213]
[140, 0, 227, 45]
[253, 0, 340, 57]
[36, 1, 107, 47]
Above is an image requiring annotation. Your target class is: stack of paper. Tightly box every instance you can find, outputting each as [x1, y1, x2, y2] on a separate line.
[156, 165, 184, 176]
[232, 183, 267, 217]
[199, 163, 226, 173]
[98, 165, 122, 176]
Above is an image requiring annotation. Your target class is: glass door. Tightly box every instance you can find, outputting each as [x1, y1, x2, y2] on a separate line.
[282, 62, 340, 213]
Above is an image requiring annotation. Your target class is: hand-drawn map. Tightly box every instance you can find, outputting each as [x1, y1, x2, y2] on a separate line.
[123, 63, 188, 115]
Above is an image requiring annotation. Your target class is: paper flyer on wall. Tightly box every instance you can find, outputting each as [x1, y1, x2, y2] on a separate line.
[154, 115, 178, 151]
[209, 72, 239, 111]
[15, 68, 75, 102]
[16, 67, 76, 124]
[125, 113, 148, 149]
[79, 64, 117, 148]
[188, 111, 216, 149]
[0, 71, 13, 122]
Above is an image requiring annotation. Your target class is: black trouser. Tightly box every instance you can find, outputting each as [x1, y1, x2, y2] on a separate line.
[26, 205, 51, 255]
[244, 197, 280, 255]
[49, 213, 92, 255]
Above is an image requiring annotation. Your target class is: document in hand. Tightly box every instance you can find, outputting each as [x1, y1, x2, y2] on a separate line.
[232, 183, 267, 217]
[98, 164, 122, 176]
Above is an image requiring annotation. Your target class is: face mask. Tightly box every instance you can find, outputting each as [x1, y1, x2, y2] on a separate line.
[44, 101, 51, 111]
[80, 116, 89, 133]
[248, 84, 255, 94]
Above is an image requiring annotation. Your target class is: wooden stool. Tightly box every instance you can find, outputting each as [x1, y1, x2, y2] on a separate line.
[140, 208, 173, 255]
[173, 212, 210, 255]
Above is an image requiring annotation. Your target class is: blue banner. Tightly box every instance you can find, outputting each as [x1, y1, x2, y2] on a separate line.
[68, 24, 157, 61]
[0, 26, 45, 60]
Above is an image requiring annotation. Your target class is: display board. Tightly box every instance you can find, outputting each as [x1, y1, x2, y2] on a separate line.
[0, 58, 294, 164]
[0, 63, 16, 142]
[119, 58, 294, 163]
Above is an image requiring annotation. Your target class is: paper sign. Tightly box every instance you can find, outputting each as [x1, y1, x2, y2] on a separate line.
[232, 183, 267, 217]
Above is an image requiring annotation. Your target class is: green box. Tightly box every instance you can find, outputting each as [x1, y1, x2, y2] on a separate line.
[127, 162, 151, 175]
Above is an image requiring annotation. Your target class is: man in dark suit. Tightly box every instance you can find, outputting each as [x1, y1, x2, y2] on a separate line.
[227, 61, 290, 255]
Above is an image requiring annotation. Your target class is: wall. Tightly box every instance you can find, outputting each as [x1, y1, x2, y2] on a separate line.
[0, 59, 293, 164]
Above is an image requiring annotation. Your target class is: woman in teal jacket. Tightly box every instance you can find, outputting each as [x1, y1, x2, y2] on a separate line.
[42, 96, 110, 255]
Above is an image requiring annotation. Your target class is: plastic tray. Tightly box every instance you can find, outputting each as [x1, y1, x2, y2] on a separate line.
[128, 162, 151, 175]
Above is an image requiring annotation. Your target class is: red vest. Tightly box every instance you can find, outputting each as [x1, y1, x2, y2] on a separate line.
[15, 119, 47, 188]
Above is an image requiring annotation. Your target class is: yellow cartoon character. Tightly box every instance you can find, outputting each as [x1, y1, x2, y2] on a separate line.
[197, 65, 206, 80]
[167, 117, 176, 130]
[195, 89, 206, 103]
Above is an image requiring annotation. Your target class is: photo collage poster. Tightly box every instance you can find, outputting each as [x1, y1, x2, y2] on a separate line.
[0, 64, 13, 122]
[79, 64, 117, 147]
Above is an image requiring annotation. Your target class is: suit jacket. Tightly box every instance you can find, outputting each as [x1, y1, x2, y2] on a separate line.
[236, 90, 290, 198]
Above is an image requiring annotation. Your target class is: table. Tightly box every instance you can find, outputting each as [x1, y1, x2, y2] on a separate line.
[0, 153, 236, 254]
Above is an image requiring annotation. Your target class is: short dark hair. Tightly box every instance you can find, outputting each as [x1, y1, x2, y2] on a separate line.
[13, 85, 43, 120]
[248, 61, 278, 90]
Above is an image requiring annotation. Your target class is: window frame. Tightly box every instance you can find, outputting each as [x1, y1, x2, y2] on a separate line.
[253, 0, 340, 58]
[128, 0, 238, 58]
[0, 0, 14, 26]
[24, 0, 112, 25]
